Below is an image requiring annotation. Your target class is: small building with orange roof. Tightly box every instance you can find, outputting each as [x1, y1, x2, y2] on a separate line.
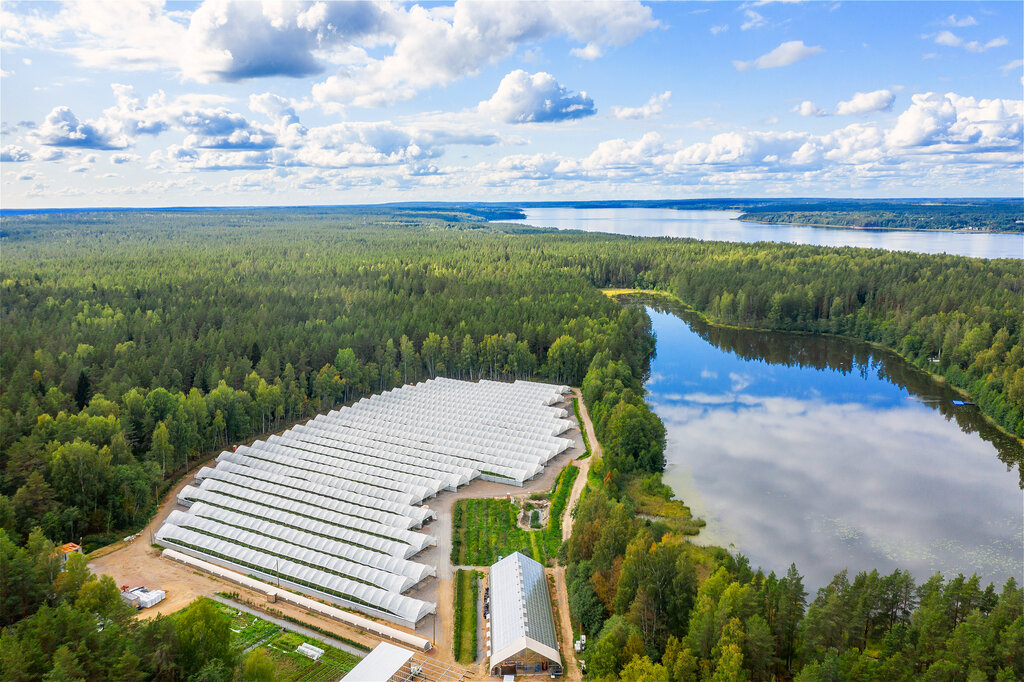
[57, 542, 83, 569]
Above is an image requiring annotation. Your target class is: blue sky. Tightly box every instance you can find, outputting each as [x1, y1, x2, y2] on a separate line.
[1, 1, 1021, 207]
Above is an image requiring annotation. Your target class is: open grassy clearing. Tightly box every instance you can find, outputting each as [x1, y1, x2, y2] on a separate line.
[625, 474, 706, 536]
[452, 569, 480, 664]
[451, 464, 579, 566]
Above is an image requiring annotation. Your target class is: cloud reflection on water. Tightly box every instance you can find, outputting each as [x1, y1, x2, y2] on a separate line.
[652, 389, 1024, 589]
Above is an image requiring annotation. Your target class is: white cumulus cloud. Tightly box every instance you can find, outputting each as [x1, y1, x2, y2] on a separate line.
[933, 30, 1008, 52]
[312, 1, 658, 106]
[30, 106, 130, 149]
[836, 89, 895, 115]
[887, 92, 1023, 149]
[1, 145, 33, 162]
[793, 101, 828, 117]
[7, 0, 657, 108]
[611, 91, 671, 120]
[479, 70, 596, 124]
[733, 40, 824, 72]
[461, 90, 1022, 193]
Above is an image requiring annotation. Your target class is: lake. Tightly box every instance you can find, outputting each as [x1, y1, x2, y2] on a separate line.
[636, 297, 1024, 590]
[506, 208, 1024, 260]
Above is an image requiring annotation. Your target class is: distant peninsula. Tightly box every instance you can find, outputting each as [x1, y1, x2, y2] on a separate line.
[385, 198, 1024, 233]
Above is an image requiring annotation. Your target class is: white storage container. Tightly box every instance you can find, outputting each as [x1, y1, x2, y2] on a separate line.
[137, 589, 165, 608]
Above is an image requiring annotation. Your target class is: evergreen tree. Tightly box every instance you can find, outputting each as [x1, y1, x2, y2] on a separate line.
[73, 370, 91, 411]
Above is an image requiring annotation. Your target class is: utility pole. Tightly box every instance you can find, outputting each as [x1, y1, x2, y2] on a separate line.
[276, 557, 281, 587]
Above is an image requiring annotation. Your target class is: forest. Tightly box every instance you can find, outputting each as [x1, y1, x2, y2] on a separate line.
[737, 204, 1023, 232]
[564, 484, 1023, 681]
[1, 206, 1022, 679]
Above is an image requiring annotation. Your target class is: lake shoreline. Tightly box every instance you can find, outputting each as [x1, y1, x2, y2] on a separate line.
[734, 216, 1022, 235]
[605, 288, 1024, 450]
[624, 290, 1024, 588]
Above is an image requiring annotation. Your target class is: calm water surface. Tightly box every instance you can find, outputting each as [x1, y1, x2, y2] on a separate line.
[639, 300, 1024, 590]
[507, 208, 1024, 259]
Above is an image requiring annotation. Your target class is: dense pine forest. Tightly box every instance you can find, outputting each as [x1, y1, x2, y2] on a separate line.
[1, 207, 1022, 680]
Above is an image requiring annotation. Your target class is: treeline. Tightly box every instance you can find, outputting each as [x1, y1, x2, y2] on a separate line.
[739, 206, 1023, 232]
[565, 487, 1024, 680]
[0, 531, 238, 680]
[581, 355, 664, 477]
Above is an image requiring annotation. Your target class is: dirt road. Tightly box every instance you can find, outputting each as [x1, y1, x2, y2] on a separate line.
[547, 390, 602, 681]
[562, 389, 600, 541]
[552, 566, 583, 682]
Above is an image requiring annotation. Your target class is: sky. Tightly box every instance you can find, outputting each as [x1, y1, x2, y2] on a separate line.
[1, 0, 1022, 208]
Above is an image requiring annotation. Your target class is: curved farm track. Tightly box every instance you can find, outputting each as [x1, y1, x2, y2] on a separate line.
[550, 388, 600, 682]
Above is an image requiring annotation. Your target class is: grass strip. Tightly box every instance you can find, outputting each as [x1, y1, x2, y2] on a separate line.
[572, 398, 592, 459]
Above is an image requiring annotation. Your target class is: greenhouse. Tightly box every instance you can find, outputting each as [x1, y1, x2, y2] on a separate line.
[156, 378, 572, 627]
[488, 551, 561, 676]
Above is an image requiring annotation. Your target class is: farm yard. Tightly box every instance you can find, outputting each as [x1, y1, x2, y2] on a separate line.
[450, 464, 579, 566]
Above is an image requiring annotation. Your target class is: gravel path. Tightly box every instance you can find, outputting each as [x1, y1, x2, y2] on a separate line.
[550, 389, 602, 680]
[562, 388, 600, 541]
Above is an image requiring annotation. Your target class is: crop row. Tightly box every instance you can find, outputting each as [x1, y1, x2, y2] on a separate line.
[452, 569, 479, 664]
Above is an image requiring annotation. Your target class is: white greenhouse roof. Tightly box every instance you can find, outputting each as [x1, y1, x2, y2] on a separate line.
[341, 642, 414, 682]
[156, 378, 572, 628]
[489, 552, 560, 670]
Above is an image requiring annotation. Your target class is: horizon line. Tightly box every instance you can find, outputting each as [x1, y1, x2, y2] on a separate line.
[2, 196, 1021, 215]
